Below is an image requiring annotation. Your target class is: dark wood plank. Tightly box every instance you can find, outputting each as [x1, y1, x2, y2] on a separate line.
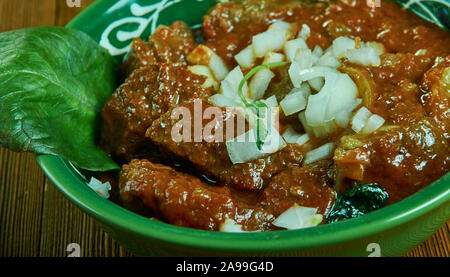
[0, 0, 448, 257]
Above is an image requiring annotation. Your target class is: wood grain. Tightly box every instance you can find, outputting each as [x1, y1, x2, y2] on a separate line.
[0, 0, 448, 257]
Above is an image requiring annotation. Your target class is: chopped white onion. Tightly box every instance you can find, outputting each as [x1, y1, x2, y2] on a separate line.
[283, 127, 310, 146]
[351, 106, 372, 133]
[331, 36, 356, 58]
[304, 142, 335, 164]
[296, 133, 310, 146]
[272, 205, 323, 230]
[294, 48, 313, 70]
[312, 45, 323, 58]
[88, 177, 111, 199]
[288, 62, 302, 88]
[187, 45, 229, 81]
[261, 95, 278, 108]
[361, 114, 385, 134]
[315, 50, 340, 68]
[325, 73, 358, 118]
[219, 26, 388, 164]
[298, 111, 314, 134]
[208, 93, 241, 108]
[263, 52, 285, 64]
[253, 30, 287, 57]
[280, 90, 306, 116]
[282, 126, 302, 144]
[334, 98, 362, 127]
[235, 45, 255, 69]
[188, 65, 219, 90]
[345, 46, 381, 66]
[297, 66, 340, 82]
[226, 123, 286, 164]
[268, 20, 292, 35]
[249, 68, 274, 100]
[284, 38, 308, 62]
[209, 53, 229, 81]
[289, 65, 338, 89]
[365, 41, 385, 56]
[298, 24, 311, 40]
[305, 72, 338, 127]
[219, 219, 245, 232]
[221, 66, 248, 99]
[308, 77, 324, 91]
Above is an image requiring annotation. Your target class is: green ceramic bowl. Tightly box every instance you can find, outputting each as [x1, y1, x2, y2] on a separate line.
[36, 0, 450, 256]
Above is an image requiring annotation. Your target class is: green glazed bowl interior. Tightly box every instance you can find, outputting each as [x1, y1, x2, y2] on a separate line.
[36, 0, 450, 256]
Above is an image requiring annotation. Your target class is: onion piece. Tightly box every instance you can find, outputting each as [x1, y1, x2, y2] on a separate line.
[334, 98, 363, 127]
[361, 114, 385, 134]
[312, 45, 323, 59]
[208, 93, 241, 108]
[298, 24, 311, 40]
[272, 205, 323, 230]
[88, 177, 111, 199]
[187, 45, 229, 80]
[283, 127, 311, 146]
[282, 126, 302, 144]
[294, 48, 313, 70]
[280, 90, 307, 116]
[209, 53, 230, 81]
[221, 66, 249, 99]
[331, 36, 355, 58]
[351, 106, 372, 133]
[325, 73, 358, 118]
[298, 111, 313, 134]
[297, 66, 340, 83]
[304, 142, 335, 164]
[268, 20, 292, 36]
[261, 95, 278, 108]
[226, 123, 286, 164]
[284, 38, 308, 62]
[219, 219, 245, 232]
[253, 30, 287, 57]
[308, 77, 324, 91]
[263, 52, 285, 64]
[315, 50, 340, 68]
[345, 46, 381, 66]
[305, 72, 338, 127]
[296, 133, 310, 146]
[249, 68, 274, 100]
[235, 45, 255, 69]
[288, 62, 302, 88]
[188, 65, 219, 90]
[366, 41, 385, 56]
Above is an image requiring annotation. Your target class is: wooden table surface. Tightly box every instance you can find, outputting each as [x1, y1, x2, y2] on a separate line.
[0, 0, 449, 257]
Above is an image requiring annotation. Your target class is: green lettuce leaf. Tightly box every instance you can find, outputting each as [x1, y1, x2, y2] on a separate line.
[0, 26, 119, 171]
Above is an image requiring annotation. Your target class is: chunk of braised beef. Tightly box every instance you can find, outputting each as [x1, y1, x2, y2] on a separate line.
[100, 64, 213, 160]
[146, 99, 304, 191]
[122, 21, 196, 75]
[119, 159, 275, 231]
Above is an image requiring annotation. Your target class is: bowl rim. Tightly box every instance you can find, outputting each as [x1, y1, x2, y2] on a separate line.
[36, 0, 450, 254]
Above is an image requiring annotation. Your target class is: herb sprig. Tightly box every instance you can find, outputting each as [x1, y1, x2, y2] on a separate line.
[237, 62, 287, 149]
